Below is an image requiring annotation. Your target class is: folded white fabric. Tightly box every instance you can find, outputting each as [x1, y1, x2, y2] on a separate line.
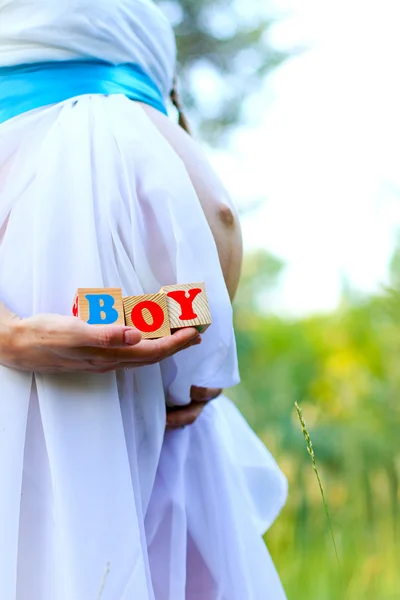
[0, 2, 288, 598]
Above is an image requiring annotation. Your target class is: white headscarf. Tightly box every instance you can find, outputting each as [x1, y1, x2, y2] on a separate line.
[0, 0, 176, 97]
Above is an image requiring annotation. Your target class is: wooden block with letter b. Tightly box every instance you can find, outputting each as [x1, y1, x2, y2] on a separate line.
[160, 282, 212, 333]
[72, 288, 125, 325]
[123, 293, 171, 339]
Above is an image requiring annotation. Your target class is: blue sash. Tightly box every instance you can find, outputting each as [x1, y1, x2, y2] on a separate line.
[0, 60, 168, 124]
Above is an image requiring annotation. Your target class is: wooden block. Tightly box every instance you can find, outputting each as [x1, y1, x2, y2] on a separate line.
[72, 288, 125, 325]
[123, 293, 171, 339]
[160, 282, 212, 333]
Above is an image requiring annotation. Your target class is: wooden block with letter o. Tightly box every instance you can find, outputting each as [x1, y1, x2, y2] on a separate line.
[123, 293, 171, 339]
[72, 288, 125, 325]
[159, 282, 211, 333]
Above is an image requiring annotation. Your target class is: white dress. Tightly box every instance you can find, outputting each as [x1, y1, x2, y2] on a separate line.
[0, 1, 288, 599]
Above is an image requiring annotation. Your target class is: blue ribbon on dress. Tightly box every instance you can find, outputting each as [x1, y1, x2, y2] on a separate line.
[0, 59, 168, 124]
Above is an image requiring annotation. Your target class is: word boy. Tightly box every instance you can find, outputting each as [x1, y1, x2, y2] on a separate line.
[72, 282, 211, 339]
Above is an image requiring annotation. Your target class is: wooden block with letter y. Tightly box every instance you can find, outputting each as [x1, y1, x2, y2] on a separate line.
[123, 293, 171, 339]
[160, 282, 212, 333]
[72, 288, 125, 325]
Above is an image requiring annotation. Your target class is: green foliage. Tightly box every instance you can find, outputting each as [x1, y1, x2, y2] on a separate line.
[226, 249, 400, 599]
[156, 0, 289, 141]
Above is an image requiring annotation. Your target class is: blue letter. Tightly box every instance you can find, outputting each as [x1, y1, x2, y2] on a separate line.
[85, 294, 119, 325]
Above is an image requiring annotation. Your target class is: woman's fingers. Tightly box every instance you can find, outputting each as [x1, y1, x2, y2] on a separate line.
[62, 319, 199, 357]
[4, 315, 202, 373]
[190, 385, 222, 403]
[82, 323, 143, 348]
[164, 387, 222, 430]
[69, 327, 201, 364]
[93, 336, 203, 370]
[144, 327, 201, 359]
[166, 401, 207, 429]
[64, 319, 142, 348]
[169, 334, 202, 353]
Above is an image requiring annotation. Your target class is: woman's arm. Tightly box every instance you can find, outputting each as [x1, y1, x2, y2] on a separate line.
[0, 300, 200, 372]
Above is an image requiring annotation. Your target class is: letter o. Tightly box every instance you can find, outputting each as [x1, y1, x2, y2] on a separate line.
[130, 301, 165, 333]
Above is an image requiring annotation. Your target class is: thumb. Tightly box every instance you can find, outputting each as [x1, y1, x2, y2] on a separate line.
[73, 321, 142, 348]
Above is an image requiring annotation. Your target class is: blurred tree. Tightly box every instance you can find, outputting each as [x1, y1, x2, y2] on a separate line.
[156, 0, 290, 141]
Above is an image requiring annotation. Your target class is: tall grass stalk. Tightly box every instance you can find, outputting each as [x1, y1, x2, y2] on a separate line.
[294, 402, 345, 597]
[97, 562, 110, 600]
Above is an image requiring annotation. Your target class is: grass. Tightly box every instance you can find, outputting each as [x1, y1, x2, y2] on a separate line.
[294, 402, 346, 599]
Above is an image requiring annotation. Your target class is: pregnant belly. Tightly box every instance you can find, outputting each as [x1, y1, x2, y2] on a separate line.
[139, 102, 243, 301]
[0, 96, 242, 301]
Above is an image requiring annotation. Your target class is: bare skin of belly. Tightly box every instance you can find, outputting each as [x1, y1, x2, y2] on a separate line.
[139, 103, 243, 302]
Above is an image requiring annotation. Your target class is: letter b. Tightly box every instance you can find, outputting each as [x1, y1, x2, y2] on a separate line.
[86, 294, 119, 325]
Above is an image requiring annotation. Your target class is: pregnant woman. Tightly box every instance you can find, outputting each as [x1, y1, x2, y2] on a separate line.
[0, 1, 288, 598]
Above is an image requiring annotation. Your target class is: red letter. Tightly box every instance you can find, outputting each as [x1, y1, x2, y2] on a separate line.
[167, 288, 202, 321]
[130, 301, 165, 333]
[72, 296, 79, 317]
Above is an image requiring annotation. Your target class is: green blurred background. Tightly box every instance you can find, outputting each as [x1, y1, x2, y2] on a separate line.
[158, 1, 400, 597]
[229, 247, 400, 599]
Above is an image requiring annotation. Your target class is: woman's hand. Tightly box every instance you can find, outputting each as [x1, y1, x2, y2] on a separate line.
[0, 305, 201, 373]
[166, 385, 222, 429]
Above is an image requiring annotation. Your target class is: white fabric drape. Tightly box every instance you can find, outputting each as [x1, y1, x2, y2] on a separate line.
[0, 0, 176, 99]
[0, 1, 288, 598]
[0, 93, 287, 600]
